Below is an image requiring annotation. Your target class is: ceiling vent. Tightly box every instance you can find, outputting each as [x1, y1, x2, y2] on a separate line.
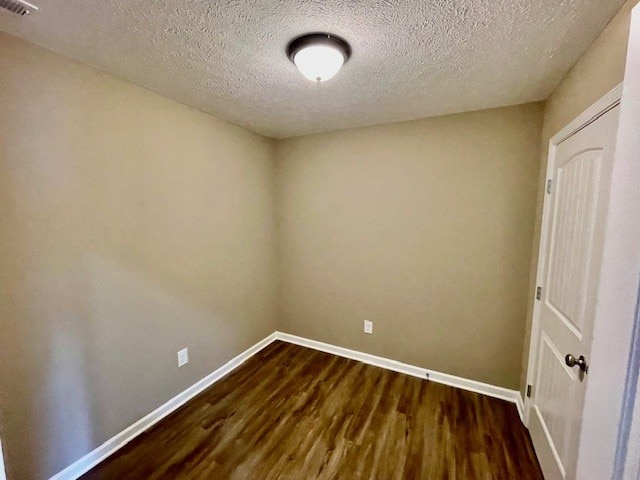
[0, 0, 38, 16]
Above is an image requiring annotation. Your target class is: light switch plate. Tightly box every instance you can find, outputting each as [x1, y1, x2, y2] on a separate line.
[364, 320, 373, 334]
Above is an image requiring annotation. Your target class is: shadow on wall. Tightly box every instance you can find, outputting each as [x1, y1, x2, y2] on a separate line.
[7, 244, 252, 479]
[85, 249, 251, 445]
[0, 41, 277, 476]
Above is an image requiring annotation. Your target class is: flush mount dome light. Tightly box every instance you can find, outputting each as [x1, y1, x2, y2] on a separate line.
[287, 33, 351, 82]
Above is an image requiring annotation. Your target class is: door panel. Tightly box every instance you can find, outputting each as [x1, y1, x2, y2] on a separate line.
[529, 105, 620, 480]
[534, 333, 579, 477]
[546, 148, 602, 338]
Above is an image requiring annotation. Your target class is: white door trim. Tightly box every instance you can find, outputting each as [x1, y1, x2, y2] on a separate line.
[617, 295, 640, 480]
[612, 5, 640, 480]
[0, 438, 7, 480]
[548, 87, 623, 146]
[523, 82, 623, 427]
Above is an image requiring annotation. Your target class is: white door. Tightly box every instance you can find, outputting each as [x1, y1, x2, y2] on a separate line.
[529, 104, 620, 480]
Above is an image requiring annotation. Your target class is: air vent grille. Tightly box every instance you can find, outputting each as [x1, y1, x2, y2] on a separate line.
[0, 0, 38, 16]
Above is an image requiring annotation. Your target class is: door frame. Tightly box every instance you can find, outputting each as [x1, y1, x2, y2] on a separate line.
[0, 438, 6, 480]
[613, 6, 640, 480]
[523, 82, 623, 428]
[525, 4, 640, 478]
[523, 83, 623, 479]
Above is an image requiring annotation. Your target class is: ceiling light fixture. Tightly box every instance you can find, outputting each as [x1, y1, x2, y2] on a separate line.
[287, 33, 351, 83]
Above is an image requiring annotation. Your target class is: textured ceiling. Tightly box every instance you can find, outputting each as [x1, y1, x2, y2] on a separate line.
[0, 0, 625, 138]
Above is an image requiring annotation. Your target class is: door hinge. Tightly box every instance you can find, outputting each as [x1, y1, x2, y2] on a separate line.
[546, 179, 553, 194]
[536, 286, 542, 300]
[527, 384, 533, 398]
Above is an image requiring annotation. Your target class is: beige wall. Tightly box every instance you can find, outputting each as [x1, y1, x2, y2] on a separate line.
[0, 33, 277, 480]
[276, 104, 544, 390]
[519, 0, 640, 398]
[3, 0, 635, 474]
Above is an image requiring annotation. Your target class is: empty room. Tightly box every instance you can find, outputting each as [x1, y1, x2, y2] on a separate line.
[2, 1, 640, 479]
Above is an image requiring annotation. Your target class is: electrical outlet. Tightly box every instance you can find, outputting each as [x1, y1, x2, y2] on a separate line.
[177, 348, 189, 368]
[364, 320, 373, 334]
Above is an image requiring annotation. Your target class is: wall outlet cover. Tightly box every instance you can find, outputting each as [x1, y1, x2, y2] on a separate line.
[364, 320, 373, 334]
[177, 348, 189, 368]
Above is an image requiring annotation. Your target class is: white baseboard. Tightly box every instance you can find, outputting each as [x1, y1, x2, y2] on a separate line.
[275, 332, 524, 421]
[516, 396, 525, 423]
[49, 332, 279, 480]
[50, 330, 525, 479]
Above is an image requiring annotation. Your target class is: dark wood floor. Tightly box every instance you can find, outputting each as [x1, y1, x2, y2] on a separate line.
[81, 341, 543, 479]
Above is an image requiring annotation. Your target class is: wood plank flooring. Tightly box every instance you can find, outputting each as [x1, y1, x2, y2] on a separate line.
[81, 341, 544, 479]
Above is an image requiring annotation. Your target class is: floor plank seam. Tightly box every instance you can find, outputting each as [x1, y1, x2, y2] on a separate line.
[50, 331, 530, 480]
